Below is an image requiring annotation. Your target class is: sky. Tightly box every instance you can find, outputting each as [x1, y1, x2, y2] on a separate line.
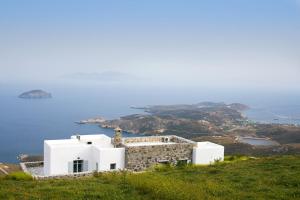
[0, 0, 299, 90]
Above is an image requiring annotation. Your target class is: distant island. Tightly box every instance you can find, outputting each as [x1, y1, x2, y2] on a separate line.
[18, 90, 52, 99]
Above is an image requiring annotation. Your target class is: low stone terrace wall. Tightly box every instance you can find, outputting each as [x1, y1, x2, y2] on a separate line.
[123, 135, 196, 145]
[170, 135, 197, 144]
[20, 161, 94, 180]
[34, 172, 94, 180]
[123, 136, 165, 144]
[20, 161, 43, 174]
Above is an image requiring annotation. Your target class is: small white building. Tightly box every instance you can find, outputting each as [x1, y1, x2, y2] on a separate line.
[43, 129, 224, 176]
[192, 142, 224, 165]
[44, 134, 125, 176]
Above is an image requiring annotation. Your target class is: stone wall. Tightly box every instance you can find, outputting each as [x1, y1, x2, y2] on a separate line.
[123, 136, 166, 144]
[34, 172, 94, 180]
[123, 135, 196, 145]
[125, 143, 194, 171]
[170, 135, 197, 144]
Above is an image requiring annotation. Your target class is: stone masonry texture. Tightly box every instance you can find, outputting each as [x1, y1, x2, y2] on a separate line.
[123, 136, 196, 171]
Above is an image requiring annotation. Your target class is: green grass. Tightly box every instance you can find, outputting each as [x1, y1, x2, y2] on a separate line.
[5, 172, 33, 181]
[1, 155, 300, 200]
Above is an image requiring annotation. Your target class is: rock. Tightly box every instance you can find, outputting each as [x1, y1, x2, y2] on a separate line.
[19, 90, 52, 99]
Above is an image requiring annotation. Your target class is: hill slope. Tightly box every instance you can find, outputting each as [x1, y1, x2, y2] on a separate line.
[1, 156, 299, 200]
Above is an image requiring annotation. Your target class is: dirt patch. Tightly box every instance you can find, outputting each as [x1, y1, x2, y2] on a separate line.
[0, 163, 22, 175]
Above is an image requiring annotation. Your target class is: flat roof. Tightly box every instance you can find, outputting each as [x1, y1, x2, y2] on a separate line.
[196, 142, 224, 149]
[45, 139, 79, 145]
[45, 134, 112, 147]
[70, 134, 110, 140]
[122, 135, 196, 147]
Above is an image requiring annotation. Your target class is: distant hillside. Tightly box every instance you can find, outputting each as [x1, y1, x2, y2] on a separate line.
[95, 102, 300, 155]
[1, 155, 299, 200]
[99, 102, 250, 137]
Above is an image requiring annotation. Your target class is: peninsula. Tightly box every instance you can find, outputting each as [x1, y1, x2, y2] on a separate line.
[81, 102, 300, 156]
[100, 102, 249, 136]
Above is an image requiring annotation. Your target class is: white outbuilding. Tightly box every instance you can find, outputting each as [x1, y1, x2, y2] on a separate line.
[44, 134, 125, 176]
[192, 142, 224, 165]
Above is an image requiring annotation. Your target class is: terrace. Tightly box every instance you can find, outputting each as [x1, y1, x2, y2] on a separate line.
[121, 135, 196, 147]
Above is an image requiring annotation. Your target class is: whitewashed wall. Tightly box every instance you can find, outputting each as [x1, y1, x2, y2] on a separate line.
[44, 143, 93, 176]
[192, 142, 224, 165]
[95, 147, 125, 171]
[43, 142, 51, 175]
[44, 141, 125, 176]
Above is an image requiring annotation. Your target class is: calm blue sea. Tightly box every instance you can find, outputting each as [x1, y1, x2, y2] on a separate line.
[1, 83, 300, 163]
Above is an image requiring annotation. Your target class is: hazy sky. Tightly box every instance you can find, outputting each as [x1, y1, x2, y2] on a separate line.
[0, 0, 299, 89]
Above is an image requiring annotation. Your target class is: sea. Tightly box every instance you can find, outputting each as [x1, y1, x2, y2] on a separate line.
[1, 83, 300, 163]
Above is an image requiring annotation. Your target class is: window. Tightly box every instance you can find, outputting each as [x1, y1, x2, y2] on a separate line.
[73, 160, 83, 173]
[110, 163, 116, 170]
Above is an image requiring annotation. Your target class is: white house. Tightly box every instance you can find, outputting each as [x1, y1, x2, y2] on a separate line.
[44, 134, 125, 176]
[43, 129, 224, 176]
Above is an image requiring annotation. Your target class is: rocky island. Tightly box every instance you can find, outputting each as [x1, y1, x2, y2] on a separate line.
[19, 90, 52, 99]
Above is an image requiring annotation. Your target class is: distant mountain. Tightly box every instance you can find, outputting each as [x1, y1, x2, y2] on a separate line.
[19, 90, 52, 99]
[63, 71, 138, 82]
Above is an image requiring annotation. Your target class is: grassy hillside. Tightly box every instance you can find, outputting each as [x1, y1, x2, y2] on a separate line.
[1, 155, 300, 200]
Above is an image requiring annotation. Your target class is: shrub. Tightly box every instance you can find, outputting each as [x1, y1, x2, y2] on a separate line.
[93, 171, 101, 178]
[224, 155, 253, 162]
[153, 163, 173, 172]
[5, 172, 33, 181]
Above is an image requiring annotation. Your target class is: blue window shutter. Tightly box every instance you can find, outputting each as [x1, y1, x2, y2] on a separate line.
[83, 160, 88, 172]
[68, 161, 73, 174]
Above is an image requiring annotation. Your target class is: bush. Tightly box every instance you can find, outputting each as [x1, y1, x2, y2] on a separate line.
[152, 163, 173, 172]
[5, 172, 33, 181]
[224, 155, 252, 162]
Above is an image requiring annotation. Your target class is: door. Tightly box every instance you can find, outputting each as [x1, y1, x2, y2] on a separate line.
[73, 160, 83, 173]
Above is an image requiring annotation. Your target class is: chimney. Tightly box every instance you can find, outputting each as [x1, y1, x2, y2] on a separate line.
[113, 127, 122, 147]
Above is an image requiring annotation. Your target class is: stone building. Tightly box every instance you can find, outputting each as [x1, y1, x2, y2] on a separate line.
[121, 136, 196, 171]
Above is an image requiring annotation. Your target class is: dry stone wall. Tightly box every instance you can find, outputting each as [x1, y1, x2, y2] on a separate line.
[124, 136, 165, 144]
[125, 143, 194, 171]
